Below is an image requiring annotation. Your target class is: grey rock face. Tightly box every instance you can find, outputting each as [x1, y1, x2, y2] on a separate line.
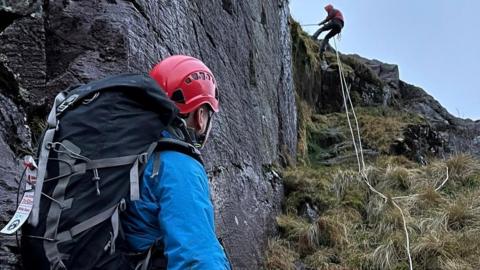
[398, 81, 480, 157]
[0, 93, 28, 269]
[304, 50, 401, 113]
[0, 3, 42, 268]
[351, 55, 400, 88]
[399, 81, 457, 125]
[0, 0, 295, 269]
[391, 124, 448, 164]
[0, 135, 20, 270]
[0, 1, 45, 107]
[0, 7, 35, 267]
[0, 93, 31, 155]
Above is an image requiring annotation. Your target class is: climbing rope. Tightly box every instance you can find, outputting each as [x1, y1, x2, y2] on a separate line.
[332, 37, 418, 269]
[331, 36, 454, 269]
[333, 38, 389, 203]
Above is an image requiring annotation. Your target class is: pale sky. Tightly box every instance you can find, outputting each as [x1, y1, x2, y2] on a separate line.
[289, 0, 480, 120]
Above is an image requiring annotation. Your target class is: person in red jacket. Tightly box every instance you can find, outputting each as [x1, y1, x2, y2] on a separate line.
[312, 4, 344, 58]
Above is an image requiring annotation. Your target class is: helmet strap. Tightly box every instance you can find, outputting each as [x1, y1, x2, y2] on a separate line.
[187, 127, 202, 149]
[196, 114, 213, 149]
[172, 109, 213, 149]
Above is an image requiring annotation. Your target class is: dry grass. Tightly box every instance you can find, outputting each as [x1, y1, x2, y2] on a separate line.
[304, 248, 357, 270]
[266, 155, 480, 270]
[389, 166, 411, 189]
[445, 197, 480, 231]
[369, 239, 400, 270]
[446, 154, 480, 187]
[282, 167, 339, 215]
[297, 95, 314, 165]
[376, 155, 417, 169]
[299, 107, 426, 166]
[264, 238, 299, 270]
[356, 107, 425, 153]
[416, 187, 444, 210]
[411, 232, 457, 269]
[277, 215, 310, 242]
[439, 258, 474, 270]
[276, 214, 347, 256]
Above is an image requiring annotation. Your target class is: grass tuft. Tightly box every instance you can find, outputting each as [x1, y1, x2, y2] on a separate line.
[264, 238, 299, 270]
[268, 155, 480, 269]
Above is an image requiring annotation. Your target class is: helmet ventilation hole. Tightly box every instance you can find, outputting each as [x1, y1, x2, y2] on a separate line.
[171, 89, 186, 104]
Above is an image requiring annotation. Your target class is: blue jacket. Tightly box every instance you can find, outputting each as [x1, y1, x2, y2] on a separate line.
[122, 150, 231, 270]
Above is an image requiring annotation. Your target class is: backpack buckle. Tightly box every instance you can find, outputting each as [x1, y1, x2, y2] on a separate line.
[57, 94, 79, 114]
[139, 153, 148, 164]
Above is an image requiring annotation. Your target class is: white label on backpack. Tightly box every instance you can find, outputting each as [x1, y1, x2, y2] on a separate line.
[0, 191, 34, 234]
[0, 156, 37, 235]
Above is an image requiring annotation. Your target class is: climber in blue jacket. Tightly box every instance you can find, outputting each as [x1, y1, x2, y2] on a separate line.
[122, 55, 230, 270]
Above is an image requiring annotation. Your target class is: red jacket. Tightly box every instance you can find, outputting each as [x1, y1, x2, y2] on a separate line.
[325, 5, 344, 22]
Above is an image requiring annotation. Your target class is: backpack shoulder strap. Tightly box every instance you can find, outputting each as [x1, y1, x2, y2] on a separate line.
[148, 138, 204, 182]
[156, 137, 203, 165]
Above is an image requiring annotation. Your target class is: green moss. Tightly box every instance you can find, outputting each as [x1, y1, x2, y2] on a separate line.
[290, 18, 320, 67]
[299, 106, 426, 165]
[341, 188, 366, 212]
[283, 167, 339, 215]
[276, 215, 310, 242]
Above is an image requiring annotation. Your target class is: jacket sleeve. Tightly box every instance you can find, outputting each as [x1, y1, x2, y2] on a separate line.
[325, 9, 335, 21]
[153, 151, 231, 270]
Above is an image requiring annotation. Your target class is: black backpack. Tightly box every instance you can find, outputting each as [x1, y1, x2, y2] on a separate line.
[20, 74, 202, 270]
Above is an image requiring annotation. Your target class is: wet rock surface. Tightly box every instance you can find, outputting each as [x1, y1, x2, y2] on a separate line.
[0, 0, 295, 269]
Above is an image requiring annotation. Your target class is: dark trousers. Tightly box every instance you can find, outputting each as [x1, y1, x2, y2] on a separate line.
[312, 19, 343, 54]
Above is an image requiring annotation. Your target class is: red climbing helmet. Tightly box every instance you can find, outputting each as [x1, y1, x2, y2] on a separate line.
[324, 4, 333, 12]
[150, 55, 219, 114]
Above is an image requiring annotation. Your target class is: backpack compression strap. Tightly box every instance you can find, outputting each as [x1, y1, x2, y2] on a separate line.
[30, 139, 156, 269]
[30, 91, 67, 226]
